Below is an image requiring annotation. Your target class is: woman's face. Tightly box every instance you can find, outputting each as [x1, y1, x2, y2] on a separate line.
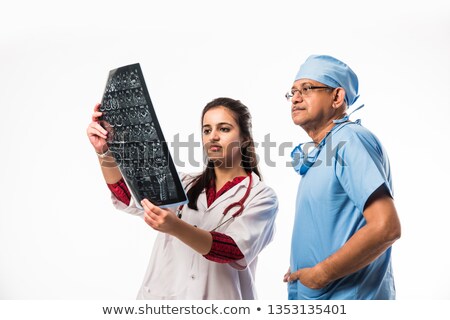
[202, 106, 243, 168]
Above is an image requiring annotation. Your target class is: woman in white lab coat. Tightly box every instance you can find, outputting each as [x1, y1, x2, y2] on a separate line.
[87, 97, 278, 299]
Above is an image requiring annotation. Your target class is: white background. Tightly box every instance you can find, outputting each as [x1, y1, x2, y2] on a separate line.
[1, 0, 449, 300]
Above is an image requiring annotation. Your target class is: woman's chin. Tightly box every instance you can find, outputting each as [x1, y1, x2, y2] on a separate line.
[208, 157, 225, 165]
[207, 152, 224, 160]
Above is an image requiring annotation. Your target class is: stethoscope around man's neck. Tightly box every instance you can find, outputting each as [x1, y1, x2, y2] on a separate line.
[176, 173, 253, 231]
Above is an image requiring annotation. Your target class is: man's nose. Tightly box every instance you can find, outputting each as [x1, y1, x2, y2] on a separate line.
[291, 91, 303, 104]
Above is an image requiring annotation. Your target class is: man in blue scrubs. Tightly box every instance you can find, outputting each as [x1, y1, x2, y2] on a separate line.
[283, 55, 401, 299]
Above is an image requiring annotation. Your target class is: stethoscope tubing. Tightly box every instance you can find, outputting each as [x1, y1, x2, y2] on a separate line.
[177, 173, 253, 230]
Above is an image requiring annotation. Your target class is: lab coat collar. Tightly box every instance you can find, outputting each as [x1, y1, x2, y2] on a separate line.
[202, 171, 260, 212]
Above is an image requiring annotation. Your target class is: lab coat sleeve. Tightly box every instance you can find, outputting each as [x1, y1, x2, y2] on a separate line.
[110, 171, 193, 218]
[111, 192, 145, 217]
[224, 185, 279, 270]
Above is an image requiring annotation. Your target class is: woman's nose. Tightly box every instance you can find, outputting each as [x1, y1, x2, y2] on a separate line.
[210, 130, 220, 141]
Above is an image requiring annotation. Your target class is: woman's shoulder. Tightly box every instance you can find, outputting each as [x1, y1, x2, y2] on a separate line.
[251, 173, 279, 201]
[177, 171, 201, 187]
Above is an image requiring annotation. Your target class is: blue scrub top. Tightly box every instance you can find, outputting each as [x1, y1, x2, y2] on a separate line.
[289, 121, 396, 300]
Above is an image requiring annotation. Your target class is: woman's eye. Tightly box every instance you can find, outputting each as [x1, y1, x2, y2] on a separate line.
[220, 127, 230, 132]
[203, 129, 211, 134]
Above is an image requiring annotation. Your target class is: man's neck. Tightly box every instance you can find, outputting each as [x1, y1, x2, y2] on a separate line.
[304, 114, 347, 144]
[304, 121, 335, 145]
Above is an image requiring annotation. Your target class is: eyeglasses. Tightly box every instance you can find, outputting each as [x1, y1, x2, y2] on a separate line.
[285, 85, 333, 101]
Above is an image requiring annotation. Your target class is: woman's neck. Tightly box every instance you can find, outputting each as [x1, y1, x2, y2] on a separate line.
[213, 166, 248, 191]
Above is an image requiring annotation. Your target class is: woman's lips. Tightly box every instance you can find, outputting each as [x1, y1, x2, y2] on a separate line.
[209, 145, 222, 152]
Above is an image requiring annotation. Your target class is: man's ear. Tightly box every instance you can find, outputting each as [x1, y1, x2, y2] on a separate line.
[332, 87, 346, 109]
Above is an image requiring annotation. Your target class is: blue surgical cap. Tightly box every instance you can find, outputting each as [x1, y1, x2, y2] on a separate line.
[295, 54, 360, 107]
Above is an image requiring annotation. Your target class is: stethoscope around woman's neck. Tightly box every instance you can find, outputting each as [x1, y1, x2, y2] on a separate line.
[176, 173, 253, 231]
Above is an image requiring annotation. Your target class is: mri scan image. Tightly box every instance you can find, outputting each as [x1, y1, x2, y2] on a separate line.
[99, 63, 187, 208]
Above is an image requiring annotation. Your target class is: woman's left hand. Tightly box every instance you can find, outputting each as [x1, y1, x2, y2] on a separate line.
[141, 199, 178, 234]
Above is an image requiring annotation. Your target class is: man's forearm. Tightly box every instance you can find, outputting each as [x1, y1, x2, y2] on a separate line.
[315, 223, 399, 286]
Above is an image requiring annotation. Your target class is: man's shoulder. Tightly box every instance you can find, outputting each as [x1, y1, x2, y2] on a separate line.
[339, 121, 375, 136]
[335, 121, 382, 146]
[332, 121, 388, 163]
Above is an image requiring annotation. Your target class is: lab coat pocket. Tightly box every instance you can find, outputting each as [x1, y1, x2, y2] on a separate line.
[162, 233, 173, 250]
[139, 287, 180, 300]
[141, 235, 187, 298]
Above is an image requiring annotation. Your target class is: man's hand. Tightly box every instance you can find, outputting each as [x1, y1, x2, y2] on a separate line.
[283, 266, 329, 289]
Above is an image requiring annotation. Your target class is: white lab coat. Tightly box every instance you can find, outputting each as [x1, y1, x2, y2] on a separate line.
[111, 171, 278, 299]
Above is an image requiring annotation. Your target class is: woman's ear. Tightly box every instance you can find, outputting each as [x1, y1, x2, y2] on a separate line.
[332, 88, 346, 109]
[241, 139, 251, 148]
[240, 136, 254, 151]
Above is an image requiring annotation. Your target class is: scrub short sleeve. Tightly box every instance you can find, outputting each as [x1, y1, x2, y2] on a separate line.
[224, 185, 278, 270]
[335, 133, 392, 213]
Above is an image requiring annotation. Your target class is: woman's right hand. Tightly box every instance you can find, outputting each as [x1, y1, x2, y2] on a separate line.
[86, 103, 109, 154]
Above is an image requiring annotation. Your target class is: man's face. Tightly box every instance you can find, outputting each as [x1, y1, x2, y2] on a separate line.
[290, 79, 335, 128]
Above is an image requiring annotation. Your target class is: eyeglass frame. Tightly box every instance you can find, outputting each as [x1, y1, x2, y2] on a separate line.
[285, 84, 334, 101]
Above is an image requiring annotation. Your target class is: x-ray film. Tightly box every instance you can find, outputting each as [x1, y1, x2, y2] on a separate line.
[99, 63, 187, 208]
